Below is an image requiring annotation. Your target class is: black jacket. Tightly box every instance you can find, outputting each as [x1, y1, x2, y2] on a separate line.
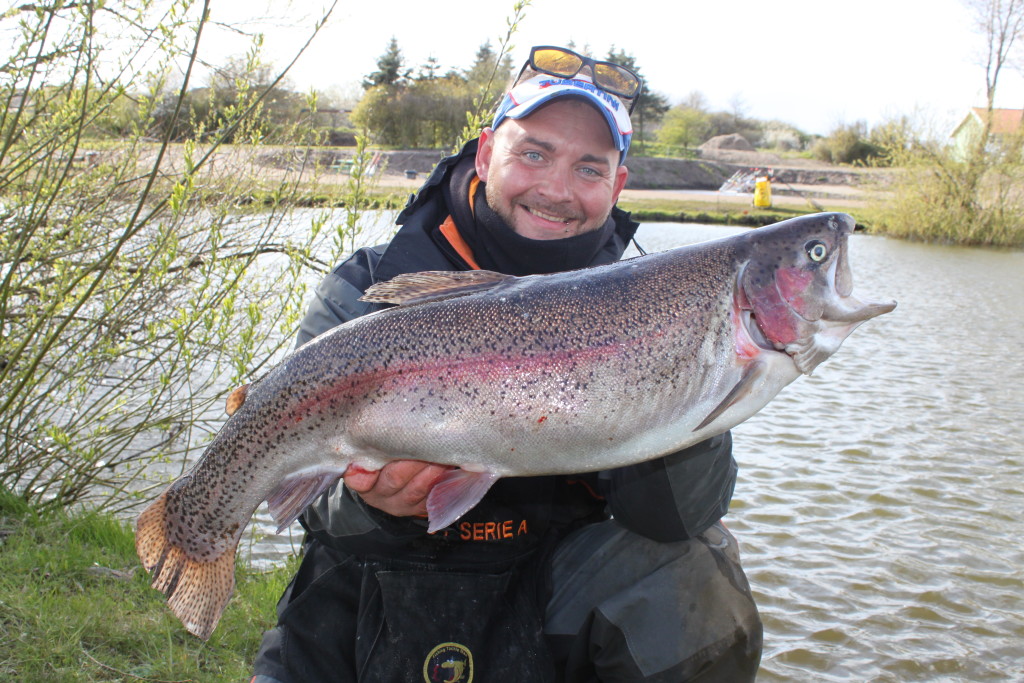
[299, 140, 737, 560]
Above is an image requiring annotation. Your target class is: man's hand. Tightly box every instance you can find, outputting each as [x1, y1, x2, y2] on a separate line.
[345, 461, 452, 518]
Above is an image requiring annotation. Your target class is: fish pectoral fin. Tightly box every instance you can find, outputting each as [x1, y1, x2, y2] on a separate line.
[425, 468, 501, 533]
[360, 270, 514, 306]
[265, 468, 347, 533]
[694, 361, 769, 432]
[225, 384, 249, 416]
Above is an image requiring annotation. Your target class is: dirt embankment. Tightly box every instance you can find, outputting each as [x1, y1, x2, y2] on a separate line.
[231, 145, 884, 207]
[351, 149, 881, 195]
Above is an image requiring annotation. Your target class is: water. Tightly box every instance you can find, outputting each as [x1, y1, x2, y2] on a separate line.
[629, 224, 1024, 681]
[245, 221, 1024, 681]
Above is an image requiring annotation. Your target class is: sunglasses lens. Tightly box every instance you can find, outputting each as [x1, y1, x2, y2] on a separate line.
[532, 48, 584, 77]
[593, 64, 640, 98]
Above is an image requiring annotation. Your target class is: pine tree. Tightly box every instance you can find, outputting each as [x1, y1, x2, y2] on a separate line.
[605, 47, 669, 152]
[363, 37, 411, 89]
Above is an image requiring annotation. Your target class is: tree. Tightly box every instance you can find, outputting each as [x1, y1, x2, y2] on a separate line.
[363, 37, 411, 89]
[811, 121, 883, 164]
[604, 47, 669, 153]
[417, 55, 442, 81]
[465, 40, 498, 89]
[657, 105, 712, 149]
[870, 0, 1024, 246]
[351, 2, 531, 150]
[464, 40, 515, 111]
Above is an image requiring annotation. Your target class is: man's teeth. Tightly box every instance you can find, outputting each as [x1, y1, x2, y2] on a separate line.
[529, 207, 570, 224]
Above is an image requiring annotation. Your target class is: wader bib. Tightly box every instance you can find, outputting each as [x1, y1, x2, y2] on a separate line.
[269, 537, 558, 682]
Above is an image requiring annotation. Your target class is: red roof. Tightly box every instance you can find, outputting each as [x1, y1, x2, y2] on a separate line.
[970, 107, 1023, 134]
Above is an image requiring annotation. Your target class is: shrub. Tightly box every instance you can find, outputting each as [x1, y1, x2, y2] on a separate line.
[812, 123, 884, 164]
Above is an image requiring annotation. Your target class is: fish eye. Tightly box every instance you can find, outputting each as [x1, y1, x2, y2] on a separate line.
[805, 240, 828, 262]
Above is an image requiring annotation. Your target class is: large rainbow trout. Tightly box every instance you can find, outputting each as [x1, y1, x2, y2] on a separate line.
[136, 212, 895, 639]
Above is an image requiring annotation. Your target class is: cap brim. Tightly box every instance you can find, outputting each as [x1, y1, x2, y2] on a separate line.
[492, 76, 632, 161]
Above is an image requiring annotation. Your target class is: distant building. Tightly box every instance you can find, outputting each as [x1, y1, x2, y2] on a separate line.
[950, 107, 1023, 160]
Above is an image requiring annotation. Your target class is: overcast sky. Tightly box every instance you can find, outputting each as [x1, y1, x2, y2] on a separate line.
[206, 0, 1024, 137]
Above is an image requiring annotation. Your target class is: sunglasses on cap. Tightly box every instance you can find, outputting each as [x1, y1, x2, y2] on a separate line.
[516, 46, 643, 114]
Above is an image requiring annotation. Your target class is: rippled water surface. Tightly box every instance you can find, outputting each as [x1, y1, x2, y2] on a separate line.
[633, 223, 1024, 682]
[244, 220, 1023, 681]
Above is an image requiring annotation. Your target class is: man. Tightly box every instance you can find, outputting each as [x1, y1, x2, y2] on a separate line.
[252, 46, 762, 682]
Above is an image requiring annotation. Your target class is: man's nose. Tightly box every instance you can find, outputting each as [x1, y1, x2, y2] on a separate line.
[538, 165, 573, 203]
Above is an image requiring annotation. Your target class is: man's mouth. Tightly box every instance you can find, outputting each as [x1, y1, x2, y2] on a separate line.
[525, 206, 572, 225]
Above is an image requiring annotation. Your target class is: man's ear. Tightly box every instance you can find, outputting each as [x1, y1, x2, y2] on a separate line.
[611, 165, 629, 204]
[475, 127, 496, 181]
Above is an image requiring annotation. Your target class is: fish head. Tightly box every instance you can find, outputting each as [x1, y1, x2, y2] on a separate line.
[737, 212, 896, 374]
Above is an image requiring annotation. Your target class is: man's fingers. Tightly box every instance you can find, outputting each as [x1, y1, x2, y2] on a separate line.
[342, 467, 380, 493]
[374, 461, 432, 497]
[345, 461, 453, 518]
[400, 464, 453, 504]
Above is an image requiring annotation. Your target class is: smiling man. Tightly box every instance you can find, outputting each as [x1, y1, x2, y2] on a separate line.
[476, 97, 628, 240]
[251, 46, 762, 683]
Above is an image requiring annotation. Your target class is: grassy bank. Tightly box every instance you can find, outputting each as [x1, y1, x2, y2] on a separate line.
[222, 188, 882, 232]
[615, 196, 881, 232]
[319, 180, 880, 230]
[0, 492, 295, 681]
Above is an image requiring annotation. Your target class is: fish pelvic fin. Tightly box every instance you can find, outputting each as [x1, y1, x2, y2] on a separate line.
[360, 270, 514, 306]
[135, 491, 235, 641]
[694, 361, 769, 432]
[425, 469, 501, 533]
[266, 468, 347, 533]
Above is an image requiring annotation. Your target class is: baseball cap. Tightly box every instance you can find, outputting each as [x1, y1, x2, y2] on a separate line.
[491, 73, 633, 163]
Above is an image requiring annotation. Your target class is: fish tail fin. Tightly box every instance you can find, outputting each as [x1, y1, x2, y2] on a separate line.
[135, 492, 235, 641]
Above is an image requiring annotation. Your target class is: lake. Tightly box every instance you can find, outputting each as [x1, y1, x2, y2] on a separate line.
[244, 220, 1024, 681]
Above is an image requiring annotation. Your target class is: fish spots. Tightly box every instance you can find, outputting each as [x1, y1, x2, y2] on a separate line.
[537, 415, 547, 424]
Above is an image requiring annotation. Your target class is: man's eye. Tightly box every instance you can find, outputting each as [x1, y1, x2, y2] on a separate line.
[524, 151, 543, 161]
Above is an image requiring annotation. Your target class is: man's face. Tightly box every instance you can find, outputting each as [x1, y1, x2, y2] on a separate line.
[474, 99, 629, 240]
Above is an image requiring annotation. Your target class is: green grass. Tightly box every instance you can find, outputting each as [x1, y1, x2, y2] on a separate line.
[0, 490, 297, 682]
[615, 196, 881, 231]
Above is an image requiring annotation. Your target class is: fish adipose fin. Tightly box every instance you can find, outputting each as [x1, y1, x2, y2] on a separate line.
[265, 469, 347, 533]
[361, 270, 514, 306]
[425, 468, 501, 533]
[135, 491, 235, 641]
[694, 361, 769, 432]
[225, 383, 248, 416]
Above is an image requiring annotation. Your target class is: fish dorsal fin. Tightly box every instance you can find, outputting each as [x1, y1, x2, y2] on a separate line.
[360, 270, 514, 306]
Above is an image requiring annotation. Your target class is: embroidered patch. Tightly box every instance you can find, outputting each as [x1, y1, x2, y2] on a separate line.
[423, 641, 473, 683]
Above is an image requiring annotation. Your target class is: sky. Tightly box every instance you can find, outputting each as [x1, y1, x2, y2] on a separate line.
[205, 0, 1024, 137]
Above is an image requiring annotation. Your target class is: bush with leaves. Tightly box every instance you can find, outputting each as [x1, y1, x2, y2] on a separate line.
[811, 122, 884, 165]
[0, 0, 371, 512]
